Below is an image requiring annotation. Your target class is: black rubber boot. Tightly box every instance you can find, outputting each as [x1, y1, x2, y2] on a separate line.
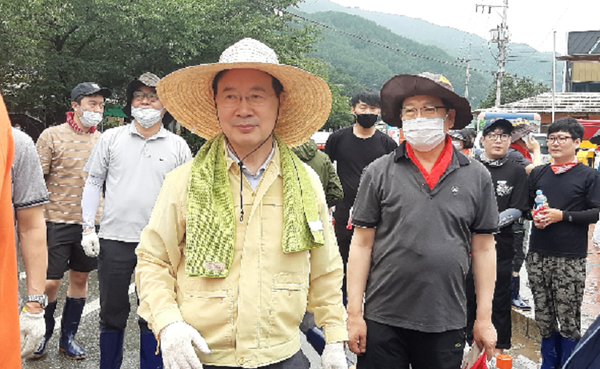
[140, 329, 163, 369]
[59, 297, 86, 359]
[29, 299, 57, 359]
[100, 328, 125, 369]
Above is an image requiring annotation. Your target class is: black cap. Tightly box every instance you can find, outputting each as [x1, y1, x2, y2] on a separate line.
[483, 118, 513, 136]
[71, 82, 111, 102]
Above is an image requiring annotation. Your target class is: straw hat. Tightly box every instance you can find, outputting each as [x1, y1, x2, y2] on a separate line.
[380, 72, 472, 129]
[157, 38, 332, 147]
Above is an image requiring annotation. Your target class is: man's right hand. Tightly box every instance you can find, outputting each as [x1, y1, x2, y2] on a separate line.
[347, 313, 367, 355]
[160, 321, 211, 369]
[81, 229, 100, 257]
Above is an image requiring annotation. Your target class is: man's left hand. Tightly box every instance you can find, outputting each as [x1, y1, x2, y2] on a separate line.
[321, 342, 347, 369]
[472, 319, 497, 360]
[538, 208, 563, 227]
[20, 308, 45, 357]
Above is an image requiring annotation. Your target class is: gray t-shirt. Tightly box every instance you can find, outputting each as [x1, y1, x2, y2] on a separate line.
[11, 128, 49, 210]
[83, 124, 191, 242]
[352, 143, 498, 333]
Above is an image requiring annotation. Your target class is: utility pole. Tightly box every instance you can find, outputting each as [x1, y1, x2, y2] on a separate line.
[476, 0, 510, 107]
[457, 57, 481, 99]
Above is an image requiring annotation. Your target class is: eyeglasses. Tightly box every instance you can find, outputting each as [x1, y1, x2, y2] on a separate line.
[485, 133, 511, 142]
[546, 135, 572, 144]
[401, 106, 447, 119]
[133, 90, 159, 102]
[216, 93, 275, 108]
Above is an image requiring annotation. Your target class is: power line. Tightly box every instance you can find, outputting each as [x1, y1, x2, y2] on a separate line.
[251, 0, 496, 75]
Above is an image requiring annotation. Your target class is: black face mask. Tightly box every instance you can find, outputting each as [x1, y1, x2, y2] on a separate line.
[355, 114, 378, 128]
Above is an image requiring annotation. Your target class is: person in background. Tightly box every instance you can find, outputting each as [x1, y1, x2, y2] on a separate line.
[11, 126, 49, 358]
[292, 139, 343, 208]
[527, 117, 600, 369]
[81, 72, 191, 369]
[466, 118, 528, 356]
[135, 38, 348, 369]
[347, 72, 498, 368]
[461, 127, 479, 157]
[324, 89, 397, 299]
[0, 92, 21, 368]
[33, 82, 110, 360]
[507, 119, 542, 312]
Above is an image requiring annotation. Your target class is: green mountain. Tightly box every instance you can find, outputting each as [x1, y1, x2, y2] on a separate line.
[295, 10, 491, 107]
[293, 0, 556, 90]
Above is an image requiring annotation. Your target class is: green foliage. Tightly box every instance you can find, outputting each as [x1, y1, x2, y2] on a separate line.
[0, 0, 320, 125]
[477, 73, 551, 109]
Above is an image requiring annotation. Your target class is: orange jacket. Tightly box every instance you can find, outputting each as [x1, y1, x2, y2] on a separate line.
[0, 93, 21, 368]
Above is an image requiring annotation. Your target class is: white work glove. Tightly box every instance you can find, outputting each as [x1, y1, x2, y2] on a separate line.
[321, 342, 347, 369]
[81, 229, 100, 257]
[160, 321, 211, 369]
[20, 309, 45, 357]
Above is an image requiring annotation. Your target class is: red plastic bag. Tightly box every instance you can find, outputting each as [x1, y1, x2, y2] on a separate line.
[461, 344, 488, 369]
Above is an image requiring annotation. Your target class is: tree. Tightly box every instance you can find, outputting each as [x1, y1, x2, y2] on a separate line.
[478, 73, 550, 109]
[0, 0, 323, 125]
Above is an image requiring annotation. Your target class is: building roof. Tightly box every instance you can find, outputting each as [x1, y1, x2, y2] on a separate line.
[477, 92, 600, 114]
[568, 31, 600, 56]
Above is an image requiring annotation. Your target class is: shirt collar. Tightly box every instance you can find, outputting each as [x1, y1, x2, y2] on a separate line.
[128, 121, 167, 139]
[394, 141, 471, 166]
[226, 140, 276, 176]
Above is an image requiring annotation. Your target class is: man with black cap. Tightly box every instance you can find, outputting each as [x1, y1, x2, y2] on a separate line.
[347, 72, 498, 368]
[32, 82, 110, 360]
[466, 118, 529, 356]
[80, 72, 191, 368]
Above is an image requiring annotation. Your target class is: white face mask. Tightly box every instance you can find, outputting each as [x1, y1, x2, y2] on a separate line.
[76, 106, 103, 128]
[131, 107, 163, 129]
[402, 117, 447, 152]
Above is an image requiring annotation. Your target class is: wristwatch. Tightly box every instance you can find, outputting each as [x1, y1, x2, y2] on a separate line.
[27, 294, 48, 309]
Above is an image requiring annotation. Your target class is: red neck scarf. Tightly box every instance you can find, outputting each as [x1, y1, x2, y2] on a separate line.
[510, 143, 532, 162]
[66, 111, 97, 134]
[550, 158, 579, 174]
[406, 135, 454, 190]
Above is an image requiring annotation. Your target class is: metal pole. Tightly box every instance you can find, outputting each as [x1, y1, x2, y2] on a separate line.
[552, 30, 556, 122]
[494, 0, 509, 107]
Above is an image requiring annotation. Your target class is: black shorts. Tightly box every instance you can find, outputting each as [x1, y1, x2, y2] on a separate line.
[46, 222, 97, 279]
[357, 319, 465, 369]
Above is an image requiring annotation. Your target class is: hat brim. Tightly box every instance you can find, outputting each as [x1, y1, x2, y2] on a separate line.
[75, 87, 111, 101]
[157, 62, 332, 147]
[511, 123, 539, 142]
[380, 74, 472, 129]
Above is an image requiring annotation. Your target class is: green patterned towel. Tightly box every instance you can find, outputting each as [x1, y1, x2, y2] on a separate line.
[185, 134, 324, 278]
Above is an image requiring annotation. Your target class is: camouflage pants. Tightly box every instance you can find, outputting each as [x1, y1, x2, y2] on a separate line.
[526, 252, 586, 339]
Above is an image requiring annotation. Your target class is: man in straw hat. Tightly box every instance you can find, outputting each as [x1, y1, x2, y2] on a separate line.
[347, 72, 499, 368]
[80, 72, 191, 368]
[135, 38, 348, 369]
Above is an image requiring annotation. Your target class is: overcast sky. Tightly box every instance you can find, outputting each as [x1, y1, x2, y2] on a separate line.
[327, 0, 599, 54]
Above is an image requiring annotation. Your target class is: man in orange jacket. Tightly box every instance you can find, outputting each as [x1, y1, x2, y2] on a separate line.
[0, 93, 22, 368]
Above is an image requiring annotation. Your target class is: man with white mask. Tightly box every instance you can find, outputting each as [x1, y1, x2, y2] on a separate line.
[32, 82, 109, 360]
[80, 72, 192, 368]
[346, 73, 498, 368]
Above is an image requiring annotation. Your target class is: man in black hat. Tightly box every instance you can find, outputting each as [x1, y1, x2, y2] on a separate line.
[80, 72, 191, 368]
[32, 82, 110, 360]
[466, 118, 529, 356]
[346, 73, 498, 368]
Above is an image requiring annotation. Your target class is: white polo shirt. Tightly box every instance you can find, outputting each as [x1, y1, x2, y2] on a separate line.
[84, 123, 191, 242]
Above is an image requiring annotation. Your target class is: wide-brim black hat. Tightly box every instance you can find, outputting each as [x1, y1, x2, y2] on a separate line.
[380, 73, 472, 129]
[123, 72, 174, 124]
